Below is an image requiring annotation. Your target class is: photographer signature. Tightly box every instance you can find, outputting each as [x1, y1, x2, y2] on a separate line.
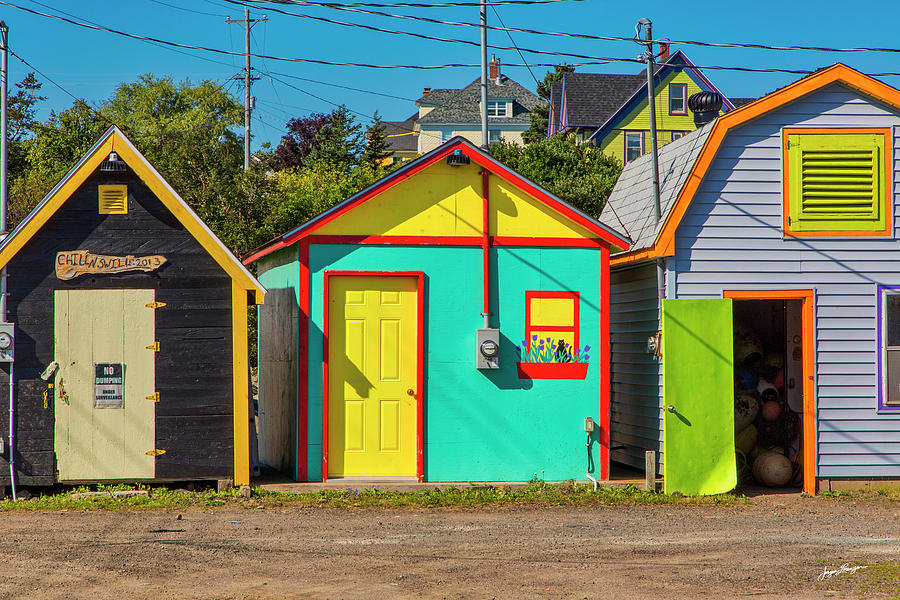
[817, 563, 868, 581]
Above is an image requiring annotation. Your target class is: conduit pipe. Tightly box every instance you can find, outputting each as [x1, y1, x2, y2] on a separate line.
[7, 361, 13, 500]
[481, 169, 491, 329]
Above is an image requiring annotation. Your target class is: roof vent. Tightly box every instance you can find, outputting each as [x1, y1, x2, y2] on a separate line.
[446, 148, 470, 166]
[99, 152, 127, 172]
[688, 92, 723, 127]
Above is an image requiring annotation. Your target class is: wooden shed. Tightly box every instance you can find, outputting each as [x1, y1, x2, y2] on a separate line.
[601, 64, 900, 495]
[0, 126, 264, 490]
[245, 137, 629, 483]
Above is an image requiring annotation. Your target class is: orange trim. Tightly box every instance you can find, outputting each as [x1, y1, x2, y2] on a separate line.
[723, 289, 816, 496]
[613, 64, 900, 263]
[781, 127, 892, 237]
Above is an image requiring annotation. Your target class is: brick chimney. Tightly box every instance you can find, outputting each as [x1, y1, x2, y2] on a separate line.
[489, 55, 500, 83]
[422, 87, 431, 96]
[658, 40, 670, 61]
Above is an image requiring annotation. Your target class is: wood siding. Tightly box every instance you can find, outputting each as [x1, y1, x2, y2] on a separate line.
[609, 262, 663, 472]
[0, 168, 235, 485]
[673, 83, 900, 478]
[256, 248, 300, 473]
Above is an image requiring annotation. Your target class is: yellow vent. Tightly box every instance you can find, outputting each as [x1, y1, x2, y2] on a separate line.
[98, 185, 127, 214]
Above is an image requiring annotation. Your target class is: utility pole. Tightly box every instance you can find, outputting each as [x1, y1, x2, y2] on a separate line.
[480, 0, 488, 149]
[1, 20, 8, 321]
[226, 8, 267, 171]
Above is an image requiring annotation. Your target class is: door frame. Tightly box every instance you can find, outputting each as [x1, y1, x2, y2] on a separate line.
[722, 289, 816, 496]
[322, 270, 425, 482]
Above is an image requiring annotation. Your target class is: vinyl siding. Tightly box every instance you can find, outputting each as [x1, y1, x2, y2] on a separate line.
[609, 262, 663, 472]
[672, 83, 900, 479]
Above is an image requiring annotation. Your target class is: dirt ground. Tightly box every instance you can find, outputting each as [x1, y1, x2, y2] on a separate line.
[1, 491, 899, 600]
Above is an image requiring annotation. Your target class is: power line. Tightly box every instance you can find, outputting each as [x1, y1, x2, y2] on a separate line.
[490, 5, 539, 88]
[146, 0, 230, 18]
[251, 0, 577, 6]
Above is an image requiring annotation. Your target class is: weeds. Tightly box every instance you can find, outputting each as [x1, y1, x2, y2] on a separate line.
[0, 481, 747, 512]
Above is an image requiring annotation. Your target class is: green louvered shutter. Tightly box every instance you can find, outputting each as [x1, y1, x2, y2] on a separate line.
[787, 132, 886, 232]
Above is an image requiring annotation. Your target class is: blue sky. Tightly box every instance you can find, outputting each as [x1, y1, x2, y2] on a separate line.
[3, 0, 899, 150]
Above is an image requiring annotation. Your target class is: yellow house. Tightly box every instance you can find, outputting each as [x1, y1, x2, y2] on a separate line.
[549, 50, 751, 164]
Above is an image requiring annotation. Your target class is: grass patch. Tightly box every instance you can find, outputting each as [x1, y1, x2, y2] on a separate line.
[814, 561, 900, 598]
[0, 481, 747, 512]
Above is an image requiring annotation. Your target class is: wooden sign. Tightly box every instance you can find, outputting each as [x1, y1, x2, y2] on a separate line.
[56, 250, 166, 280]
[94, 363, 124, 409]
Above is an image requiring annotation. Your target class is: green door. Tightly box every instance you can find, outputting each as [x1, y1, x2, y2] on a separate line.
[661, 298, 736, 495]
[54, 289, 157, 481]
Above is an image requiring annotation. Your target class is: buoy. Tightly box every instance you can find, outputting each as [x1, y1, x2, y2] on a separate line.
[734, 393, 759, 431]
[761, 400, 782, 422]
[753, 451, 793, 487]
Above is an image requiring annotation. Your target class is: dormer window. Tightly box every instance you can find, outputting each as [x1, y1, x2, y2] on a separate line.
[487, 100, 508, 118]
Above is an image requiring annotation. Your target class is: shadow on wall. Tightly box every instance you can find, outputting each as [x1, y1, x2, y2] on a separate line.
[478, 331, 533, 390]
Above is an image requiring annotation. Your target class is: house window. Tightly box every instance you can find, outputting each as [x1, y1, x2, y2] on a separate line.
[487, 100, 508, 117]
[671, 131, 687, 141]
[624, 131, 644, 163]
[880, 287, 900, 409]
[669, 83, 687, 115]
[440, 129, 453, 143]
[488, 129, 503, 144]
[783, 128, 892, 236]
[524, 291, 579, 361]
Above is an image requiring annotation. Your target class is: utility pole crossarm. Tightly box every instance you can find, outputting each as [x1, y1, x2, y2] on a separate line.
[227, 9, 268, 171]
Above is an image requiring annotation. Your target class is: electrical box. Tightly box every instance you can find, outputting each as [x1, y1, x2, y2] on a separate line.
[584, 417, 594, 433]
[0, 322, 15, 363]
[476, 328, 500, 369]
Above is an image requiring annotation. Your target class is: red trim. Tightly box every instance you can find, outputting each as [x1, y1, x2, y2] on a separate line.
[524, 290, 580, 352]
[244, 139, 630, 264]
[298, 239, 310, 481]
[322, 270, 426, 482]
[306, 234, 608, 248]
[481, 169, 491, 320]
[599, 245, 610, 480]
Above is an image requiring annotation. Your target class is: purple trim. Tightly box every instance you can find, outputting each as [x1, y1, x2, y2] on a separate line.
[877, 285, 900, 412]
[668, 83, 688, 115]
[623, 130, 644, 164]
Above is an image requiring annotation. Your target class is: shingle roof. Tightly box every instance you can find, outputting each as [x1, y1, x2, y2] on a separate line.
[417, 76, 540, 124]
[599, 121, 716, 251]
[550, 73, 645, 128]
[384, 113, 418, 152]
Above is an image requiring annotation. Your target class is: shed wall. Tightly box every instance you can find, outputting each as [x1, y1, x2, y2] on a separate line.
[305, 244, 605, 482]
[609, 262, 663, 472]
[673, 83, 900, 478]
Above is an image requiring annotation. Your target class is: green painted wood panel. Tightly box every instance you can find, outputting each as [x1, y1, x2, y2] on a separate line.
[54, 289, 156, 480]
[661, 298, 736, 495]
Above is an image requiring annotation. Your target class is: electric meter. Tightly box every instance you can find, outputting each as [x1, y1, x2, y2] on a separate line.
[476, 328, 500, 369]
[0, 323, 14, 362]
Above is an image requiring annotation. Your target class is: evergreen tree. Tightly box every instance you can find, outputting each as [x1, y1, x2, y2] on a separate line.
[362, 111, 391, 169]
[306, 105, 364, 171]
[522, 64, 575, 145]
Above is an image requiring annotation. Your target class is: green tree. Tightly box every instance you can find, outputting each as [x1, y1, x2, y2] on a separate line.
[306, 105, 364, 171]
[490, 134, 621, 218]
[522, 64, 575, 145]
[8, 73, 45, 178]
[362, 111, 391, 169]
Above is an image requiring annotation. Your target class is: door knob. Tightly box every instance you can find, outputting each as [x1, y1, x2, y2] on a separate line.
[667, 405, 675, 413]
[407, 389, 416, 397]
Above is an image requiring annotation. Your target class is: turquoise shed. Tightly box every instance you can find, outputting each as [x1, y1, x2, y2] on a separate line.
[244, 138, 629, 482]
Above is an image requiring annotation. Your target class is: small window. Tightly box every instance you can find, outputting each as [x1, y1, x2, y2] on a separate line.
[783, 128, 891, 236]
[488, 129, 503, 144]
[669, 83, 687, 115]
[98, 185, 127, 215]
[440, 129, 453, 143]
[671, 131, 687, 141]
[487, 100, 508, 117]
[881, 288, 900, 409]
[524, 291, 580, 362]
[624, 131, 644, 163]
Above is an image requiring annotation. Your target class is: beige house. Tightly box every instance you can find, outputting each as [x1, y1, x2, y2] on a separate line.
[385, 57, 540, 160]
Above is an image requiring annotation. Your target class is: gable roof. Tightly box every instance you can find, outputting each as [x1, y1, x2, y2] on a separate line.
[244, 136, 630, 264]
[585, 51, 736, 144]
[417, 76, 541, 125]
[0, 125, 265, 302]
[550, 73, 645, 130]
[601, 63, 900, 266]
[385, 113, 419, 153]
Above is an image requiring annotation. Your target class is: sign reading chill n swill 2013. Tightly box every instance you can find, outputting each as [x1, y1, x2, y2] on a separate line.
[55, 250, 166, 280]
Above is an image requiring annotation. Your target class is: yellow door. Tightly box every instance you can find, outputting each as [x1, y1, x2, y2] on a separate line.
[328, 276, 418, 477]
[54, 289, 156, 481]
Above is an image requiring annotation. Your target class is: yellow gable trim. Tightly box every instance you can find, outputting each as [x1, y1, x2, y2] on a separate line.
[315, 161, 597, 240]
[0, 130, 264, 304]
